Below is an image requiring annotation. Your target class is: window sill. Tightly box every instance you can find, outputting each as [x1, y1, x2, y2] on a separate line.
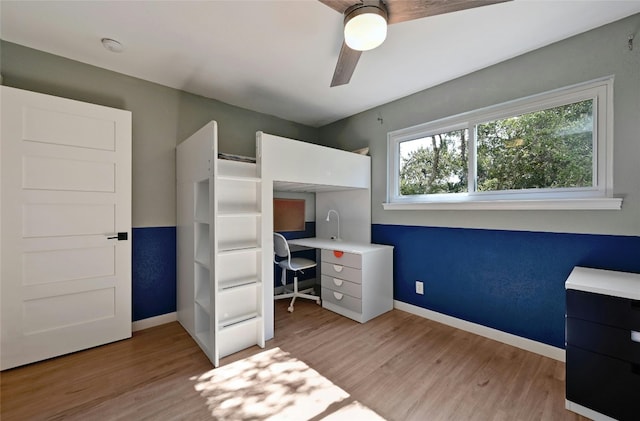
[382, 198, 623, 211]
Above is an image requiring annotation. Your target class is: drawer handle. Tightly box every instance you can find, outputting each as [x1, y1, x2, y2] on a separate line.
[333, 265, 343, 273]
[333, 250, 344, 258]
[333, 278, 343, 287]
[632, 330, 640, 343]
[333, 292, 343, 300]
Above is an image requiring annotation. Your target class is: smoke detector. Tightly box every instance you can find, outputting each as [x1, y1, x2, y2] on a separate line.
[101, 38, 124, 53]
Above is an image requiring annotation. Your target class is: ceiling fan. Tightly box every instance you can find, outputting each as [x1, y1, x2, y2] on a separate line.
[319, 0, 511, 87]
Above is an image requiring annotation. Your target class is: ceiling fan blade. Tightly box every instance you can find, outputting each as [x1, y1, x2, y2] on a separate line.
[386, 0, 511, 24]
[318, 0, 355, 14]
[330, 41, 362, 87]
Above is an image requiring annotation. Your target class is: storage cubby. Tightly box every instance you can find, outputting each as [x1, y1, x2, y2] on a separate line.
[194, 222, 210, 267]
[194, 303, 211, 352]
[194, 262, 210, 311]
[194, 179, 210, 222]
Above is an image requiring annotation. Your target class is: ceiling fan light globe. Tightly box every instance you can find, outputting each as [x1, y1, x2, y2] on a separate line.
[344, 12, 387, 51]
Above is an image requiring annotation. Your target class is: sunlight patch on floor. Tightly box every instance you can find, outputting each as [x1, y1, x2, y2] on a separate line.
[192, 347, 386, 420]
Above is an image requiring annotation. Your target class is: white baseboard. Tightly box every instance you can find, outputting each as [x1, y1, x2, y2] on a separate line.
[566, 400, 615, 421]
[132, 312, 177, 332]
[394, 300, 565, 362]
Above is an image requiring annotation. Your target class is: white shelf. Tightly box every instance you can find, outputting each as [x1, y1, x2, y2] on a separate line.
[218, 242, 261, 254]
[218, 175, 261, 183]
[220, 312, 258, 329]
[219, 277, 260, 291]
[195, 296, 211, 313]
[194, 252, 210, 268]
[218, 205, 260, 216]
[195, 331, 211, 352]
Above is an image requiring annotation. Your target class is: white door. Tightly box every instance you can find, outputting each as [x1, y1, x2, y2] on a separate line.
[0, 86, 132, 370]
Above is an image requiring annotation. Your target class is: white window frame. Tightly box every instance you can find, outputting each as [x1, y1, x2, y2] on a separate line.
[385, 76, 621, 211]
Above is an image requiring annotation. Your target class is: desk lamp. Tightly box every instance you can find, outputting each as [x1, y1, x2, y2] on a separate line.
[326, 209, 340, 241]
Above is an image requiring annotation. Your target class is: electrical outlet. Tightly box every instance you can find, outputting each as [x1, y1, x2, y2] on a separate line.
[415, 280, 424, 295]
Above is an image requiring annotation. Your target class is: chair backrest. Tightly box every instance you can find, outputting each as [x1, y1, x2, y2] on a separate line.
[273, 233, 291, 262]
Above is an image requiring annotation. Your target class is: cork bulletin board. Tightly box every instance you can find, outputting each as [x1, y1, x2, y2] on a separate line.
[273, 198, 305, 232]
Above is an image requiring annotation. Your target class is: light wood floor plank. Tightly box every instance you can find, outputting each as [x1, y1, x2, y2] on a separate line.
[1, 301, 588, 420]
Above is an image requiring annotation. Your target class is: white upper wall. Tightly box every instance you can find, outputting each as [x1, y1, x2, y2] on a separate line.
[0, 42, 319, 228]
[319, 13, 640, 236]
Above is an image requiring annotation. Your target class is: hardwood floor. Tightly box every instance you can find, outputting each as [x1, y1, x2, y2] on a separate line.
[1, 301, 588, 420]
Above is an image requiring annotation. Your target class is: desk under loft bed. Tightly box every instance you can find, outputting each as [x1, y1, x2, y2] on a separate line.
[177, 122, 385, 366]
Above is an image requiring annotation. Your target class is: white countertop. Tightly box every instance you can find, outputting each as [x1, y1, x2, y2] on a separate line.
[565, 266, 640, 300]
[288, 237, 393, 254]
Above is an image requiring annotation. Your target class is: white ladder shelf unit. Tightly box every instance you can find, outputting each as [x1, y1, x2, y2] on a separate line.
[177, 121, 264, 367]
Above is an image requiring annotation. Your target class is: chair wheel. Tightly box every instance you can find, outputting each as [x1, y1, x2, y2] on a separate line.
[287, 306, 294, 313]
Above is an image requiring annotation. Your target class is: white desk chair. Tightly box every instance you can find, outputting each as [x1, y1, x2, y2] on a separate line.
[273, 233, 320, 312]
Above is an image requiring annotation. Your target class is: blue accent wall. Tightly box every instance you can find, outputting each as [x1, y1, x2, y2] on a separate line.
[372, 224, 640, 348]
[132, 226, 176, 321]
[131, 222, 316, 322]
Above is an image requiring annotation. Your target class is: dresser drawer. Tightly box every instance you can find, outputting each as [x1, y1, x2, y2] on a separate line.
[567, 289, 640, 330]
[566, 345, 640, 421]
[321, 275, 362, 299]
[567, 317, 640, 364]
[322, 288, 362, 314]
[321, 249, 361, 269]
[321, 262, 361, 284]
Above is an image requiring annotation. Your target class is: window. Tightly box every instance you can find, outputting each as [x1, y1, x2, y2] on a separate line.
[386, 77, 621, 210]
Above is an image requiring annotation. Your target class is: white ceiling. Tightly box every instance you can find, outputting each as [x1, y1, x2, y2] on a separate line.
[2, 1, 639, 127]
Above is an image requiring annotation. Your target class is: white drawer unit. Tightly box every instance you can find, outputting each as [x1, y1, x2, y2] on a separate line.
[322, 249, 362, 269]
[321, 275, 362, 298]
[321, 262, 362, 284]
[322, 289, 363, 314]
[319, 245, 393, 323]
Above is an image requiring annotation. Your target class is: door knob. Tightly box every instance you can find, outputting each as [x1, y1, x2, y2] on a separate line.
[107, 232, 128, 241]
